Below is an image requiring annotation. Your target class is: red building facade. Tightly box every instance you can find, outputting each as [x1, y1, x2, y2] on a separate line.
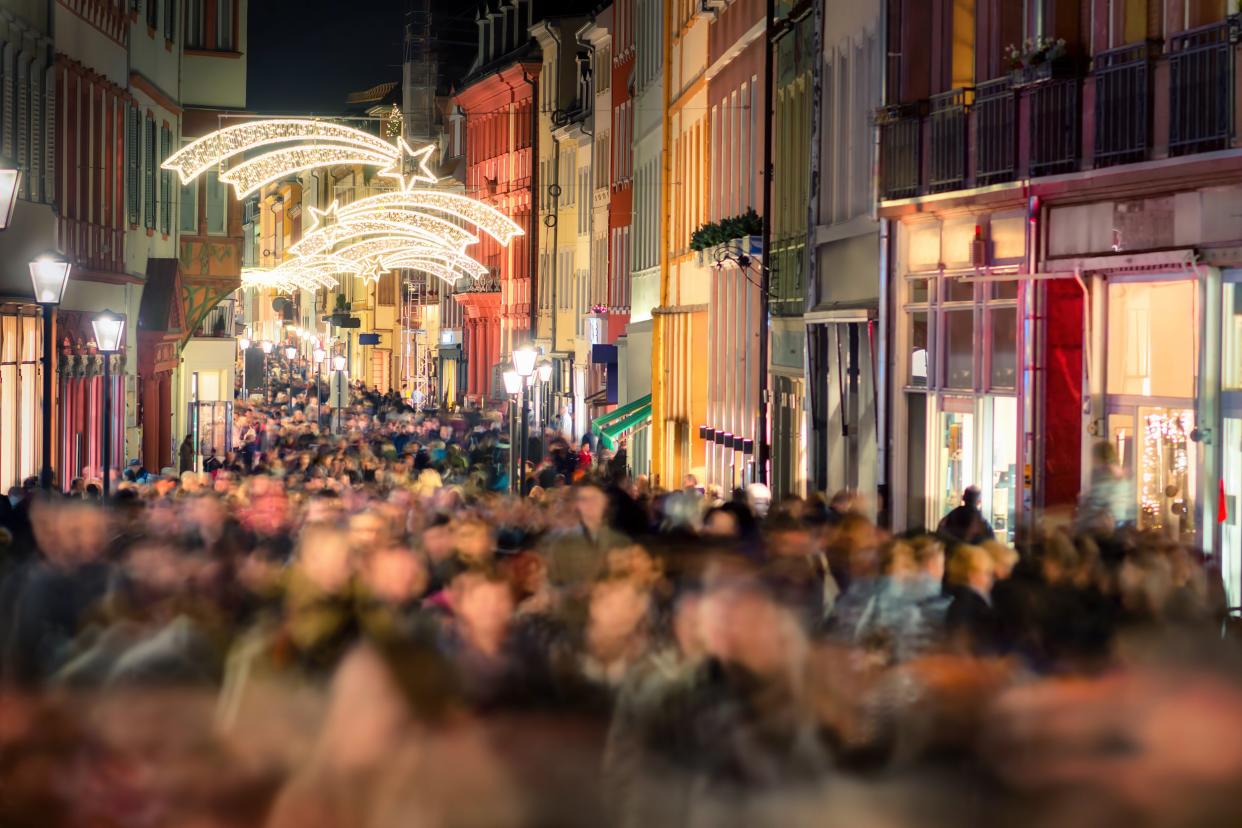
[607, 0, 634, 343]
[455, 61, 539, 404]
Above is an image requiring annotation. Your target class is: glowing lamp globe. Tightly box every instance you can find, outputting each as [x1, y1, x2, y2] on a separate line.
[502, 369, 522, 395]
[28, 256, 71, 305]
[285, 346, 297, 361]
[537, 361, 553, 383]
[332, 354, 347, 372]
[512, 346, 537, 378]
[260, 340, 274, 355]
[91, 310, 125, 353]
[239, 337, 251, 351]
[313, 347, 326, 364]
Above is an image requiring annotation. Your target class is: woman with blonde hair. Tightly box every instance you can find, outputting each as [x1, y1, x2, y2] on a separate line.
[945, 545, 1001, 655]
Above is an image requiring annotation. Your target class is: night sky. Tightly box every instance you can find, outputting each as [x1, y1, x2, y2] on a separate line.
[246, 0, 479, 115]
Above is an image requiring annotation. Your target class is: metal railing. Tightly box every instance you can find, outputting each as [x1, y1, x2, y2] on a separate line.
[975, 77, 1017, 185]
[1030, 77, 1080, 177]
[1094, 42, 1153, 167]
[877, 105, 921, 200]
[928, 88, 972, 192]
[1169, 18, 1237, 156]
[197, 300, 237, 338]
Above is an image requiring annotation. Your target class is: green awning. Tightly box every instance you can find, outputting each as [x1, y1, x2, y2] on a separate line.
[590, 393, 651, 434]
[593, 394, 652, 450]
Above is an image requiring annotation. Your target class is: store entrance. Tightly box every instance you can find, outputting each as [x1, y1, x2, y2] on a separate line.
[1107, 405, 1196, 537]
[934, 395, 1018, 541]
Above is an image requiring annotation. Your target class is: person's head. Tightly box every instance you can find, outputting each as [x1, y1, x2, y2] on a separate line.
[982, 540, 1019, 581]
[452, 516, 495, 565]
[363, 545, 429, 605]
[703, 507, 740, 538]
[910, 536, 946, 582]
[348, 510, 389, 551]
[879, 539, 916, 579]
[451, 570, 514, 643]
[573, 482, 609, 531]
[587, 577, 652, 647]
[295, 525, 354, 594]
[30, 499, 110, 570]
[962, 486, 982, 510]
[947, 544, 995, 596]
[1092, 440, 1119, 469]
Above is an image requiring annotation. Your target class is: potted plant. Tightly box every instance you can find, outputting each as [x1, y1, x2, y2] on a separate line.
[1006, 36, 1070, 87]
[691, 209, 764, 266]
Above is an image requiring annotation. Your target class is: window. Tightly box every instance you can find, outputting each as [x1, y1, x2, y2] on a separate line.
[126, 106, 139, 225]
[164, 0, 176, 41]
[180, 180, 198, 233]
[1106, 279, 1198, 399]
[186, 1, 235, 50]
[143, 116, 156, 229]
[159, 125, 171, 235]
[206, 169, 226, 235]
[147, 0, 158, 29]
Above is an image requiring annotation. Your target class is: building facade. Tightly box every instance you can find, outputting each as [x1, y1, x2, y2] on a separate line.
[877, 0, 1242, 604]
[456, 1, 540, 406]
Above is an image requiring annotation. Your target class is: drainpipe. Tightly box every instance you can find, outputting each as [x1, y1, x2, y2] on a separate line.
[755, 0, 775, 485]
[520, 65, 539, 346]
[652, 0, 673, 486]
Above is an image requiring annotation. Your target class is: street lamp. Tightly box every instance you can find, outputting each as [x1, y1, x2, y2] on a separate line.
[537, 361, 553, 383]
[503, 369, 523, 493]
[0, 160, 23, 230]
[332, 353, 347, 433]
[29, 256, 71, 489]
[260, 339, 273, 355]
[313, 347, 326, 423]
[91, 310, 125, 499]
[238, 337, 250, 400]
[512, 346, 537, 378]
[284, 346, 297, 414]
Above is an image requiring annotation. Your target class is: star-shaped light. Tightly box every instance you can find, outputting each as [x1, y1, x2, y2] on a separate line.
[305, 199, 341, 233]
[360, 259, 388, 285]
[377, 138, 439, 192]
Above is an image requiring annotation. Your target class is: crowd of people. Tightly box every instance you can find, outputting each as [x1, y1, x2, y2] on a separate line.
[2, 384, 1242, 827]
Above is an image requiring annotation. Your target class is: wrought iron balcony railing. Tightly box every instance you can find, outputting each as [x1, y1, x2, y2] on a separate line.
[1030, 76, 1080, 177]
[877, 104, 921, 200]
[974, 77, 1017, 186]
[1169, 18, 1238, 156]
[1094, 42, 1154, 167]
[928, 88, 972, 192]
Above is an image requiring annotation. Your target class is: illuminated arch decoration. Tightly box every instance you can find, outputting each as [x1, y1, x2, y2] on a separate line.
[331, 190, 523, 245]
[162, 118, 524, 298]
[290, 214, 478, 257]
[163, 119, 438, 198]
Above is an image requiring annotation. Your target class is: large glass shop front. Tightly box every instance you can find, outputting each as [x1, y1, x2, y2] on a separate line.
[897, 215, 1025, 539]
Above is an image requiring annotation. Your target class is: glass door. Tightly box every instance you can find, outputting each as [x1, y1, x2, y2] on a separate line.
[1222, 418, 1242, 610]
[937, 397, 976, 520]
[982, 396, 1018, 541]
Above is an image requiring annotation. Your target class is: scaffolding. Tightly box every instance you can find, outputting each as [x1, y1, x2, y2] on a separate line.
[403, 1, 437, 144]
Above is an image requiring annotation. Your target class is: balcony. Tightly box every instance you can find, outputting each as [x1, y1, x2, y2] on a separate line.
[1029, 74, 1080, 176]
[1095, 42, 1154, 167]
[929, 89, 972, 192]
[1169, 19, 1237, 156]
[196, 299, 238, 338]
[878, 104, 922, 200]
[877, 18, 1242, 201]
[975, 77, 1017, 185]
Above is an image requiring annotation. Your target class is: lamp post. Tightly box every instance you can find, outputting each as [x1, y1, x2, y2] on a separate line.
[92, 310, 125, 498]
[29, 256, 71, 489]
[536, 360, 553, 447]
[512, 347, 536, 495]
[313, 347, 326, 425]
[332, 353, 347, 434]
[503, 369, 522, 492]
[259, 340, 273, 406]
[284, 345, 297, 414]
[238, 336, 250, 401]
